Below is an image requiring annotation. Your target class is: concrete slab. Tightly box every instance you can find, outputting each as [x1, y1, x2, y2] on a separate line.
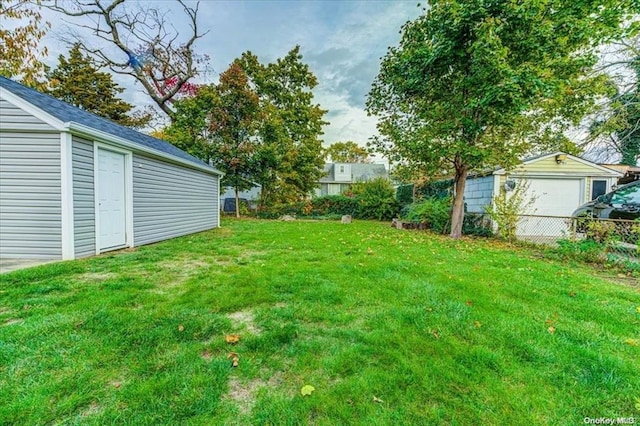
[0, 258, 56, 274]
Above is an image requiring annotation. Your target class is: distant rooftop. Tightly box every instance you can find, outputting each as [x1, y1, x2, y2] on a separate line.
[319, 162, 387, 183]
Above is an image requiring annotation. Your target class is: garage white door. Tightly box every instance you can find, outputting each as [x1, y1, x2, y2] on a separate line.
[516, 178, 582, 236]
[97, 148, 127, 250]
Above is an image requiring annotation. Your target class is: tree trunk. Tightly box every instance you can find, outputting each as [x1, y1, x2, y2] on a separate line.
[449, 159, 468, 239]
[234, 187, 240, 218]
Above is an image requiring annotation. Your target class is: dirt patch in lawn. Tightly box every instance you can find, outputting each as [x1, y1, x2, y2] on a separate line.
[80, 272, 118, 282]
[225, 372, 283, 416]
[146, 258, 217, 292]
[157, 258, 211, 271]
[200, 348, 214, 362]
[228, 310, 262, 334]
[80, 402, 103, 418]
[3, 318, 23, 326]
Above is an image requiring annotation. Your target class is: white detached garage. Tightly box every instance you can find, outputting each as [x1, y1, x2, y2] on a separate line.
[0, 77, 222, 261]
[464, 152, 622, 236]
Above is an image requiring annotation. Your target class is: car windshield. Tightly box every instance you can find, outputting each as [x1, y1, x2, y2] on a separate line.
[610, 184, 640, 205]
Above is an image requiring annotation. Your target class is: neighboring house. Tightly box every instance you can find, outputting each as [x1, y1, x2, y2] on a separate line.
[221, 183, 261, 212]
[316, 163, 387, 196]
[0, 77, 222, 261]
[464, 152, 622, 236]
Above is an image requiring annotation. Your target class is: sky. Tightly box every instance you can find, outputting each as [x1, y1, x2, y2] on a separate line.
[39, 0, 425, 153]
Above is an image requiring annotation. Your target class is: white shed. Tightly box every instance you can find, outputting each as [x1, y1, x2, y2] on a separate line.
[0, 77, 222, 261]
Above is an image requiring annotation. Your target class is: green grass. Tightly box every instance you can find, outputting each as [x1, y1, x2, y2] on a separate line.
[1, 219, 638, 425]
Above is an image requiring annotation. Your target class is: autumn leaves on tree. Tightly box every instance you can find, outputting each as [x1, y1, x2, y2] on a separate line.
[163, 47, 327, 215]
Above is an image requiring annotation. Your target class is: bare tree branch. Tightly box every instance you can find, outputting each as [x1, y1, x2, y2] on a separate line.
[45, 0, 210, 120]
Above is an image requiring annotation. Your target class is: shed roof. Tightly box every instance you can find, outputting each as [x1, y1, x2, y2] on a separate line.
[0, 77, 221, 175]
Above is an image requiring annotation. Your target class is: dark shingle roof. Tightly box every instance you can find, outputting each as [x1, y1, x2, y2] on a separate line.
[0, 77, 217, 173]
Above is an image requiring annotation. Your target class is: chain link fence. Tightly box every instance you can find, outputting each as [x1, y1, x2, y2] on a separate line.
[504, 215, 639, 265]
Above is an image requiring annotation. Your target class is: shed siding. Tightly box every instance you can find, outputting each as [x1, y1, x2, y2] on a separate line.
[132, 154, 218, 246]
[0, 132, 62, 259]
[72, 137, 95, 258]
[0, 98, 55, 131]
[464, 175, 495, 213]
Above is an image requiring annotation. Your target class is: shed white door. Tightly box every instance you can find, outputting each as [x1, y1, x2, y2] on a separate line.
[516, 178, 583, 236]
[97, 148, 127, 250]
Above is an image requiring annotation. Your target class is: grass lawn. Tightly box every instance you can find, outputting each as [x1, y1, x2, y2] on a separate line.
[1, 219, 639, 425]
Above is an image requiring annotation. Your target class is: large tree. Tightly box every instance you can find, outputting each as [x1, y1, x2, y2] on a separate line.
[0, 0, 49, 88]
[165, 64, 262, 218]
[208, 64, 262, 218]
[164, 47, 326, 210]
[324, 141, 372, 163]
[367, 0, 636, 238]
[47, 0, 208, 120]
[237, 46, 327, 206]
[588, 34, 640, 165]
[47, 44, 151, 128]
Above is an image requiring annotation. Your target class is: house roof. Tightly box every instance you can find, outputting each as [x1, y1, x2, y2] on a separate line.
[319, 163, 388, 183]
[492, 151, 622, 177]
[0, 77, 222, 175]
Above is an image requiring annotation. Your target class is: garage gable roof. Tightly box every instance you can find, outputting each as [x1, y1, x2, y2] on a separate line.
[0, 77, 221, 175]
[493, 151, 622, 176]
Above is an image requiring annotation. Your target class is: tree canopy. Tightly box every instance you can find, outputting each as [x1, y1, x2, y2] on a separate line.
[0, 0, 49, 88]
[237, 46, 327, 206]
[164, 47, 326, 210]
[367, 0, 638, 238]
[324, 141, 372, 163]
[47, 44, 151, 128]
[588, 33, 640, 165]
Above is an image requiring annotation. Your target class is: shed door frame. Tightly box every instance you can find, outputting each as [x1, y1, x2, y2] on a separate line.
[93, 142, 133, 254]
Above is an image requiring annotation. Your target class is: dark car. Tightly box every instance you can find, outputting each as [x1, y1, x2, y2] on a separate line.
[572, 180, 640, 220]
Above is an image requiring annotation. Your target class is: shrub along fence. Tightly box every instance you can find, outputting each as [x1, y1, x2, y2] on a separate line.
[483, 214, 638, 271]
[396, 179, 454, 207]
[257, 178, 400, 221]
[396, 198, 637, 271]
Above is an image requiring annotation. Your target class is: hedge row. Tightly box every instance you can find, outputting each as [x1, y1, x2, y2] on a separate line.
[258, 178, 400, 221]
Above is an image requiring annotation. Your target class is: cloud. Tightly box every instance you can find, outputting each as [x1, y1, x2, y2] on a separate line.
[317, 90, 378, 145]
[35, 0, 422, 154]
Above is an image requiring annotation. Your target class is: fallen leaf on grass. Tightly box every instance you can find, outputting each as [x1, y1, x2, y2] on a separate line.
[178, 324, 184, 332]
[225, 334, 240, 344]
[624, 338, 639, 347]
[373, 396, 384, 403]
[569, 291, 577, 298]
[301, 385, 315, 396]
[432, 330, 440, 339]
[227, 352, 239, 367]
[547, 326, 556, 334]
[636, 306, 640, 314]
[465, 300, 473, 306]
[474, 321, 482, 328]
